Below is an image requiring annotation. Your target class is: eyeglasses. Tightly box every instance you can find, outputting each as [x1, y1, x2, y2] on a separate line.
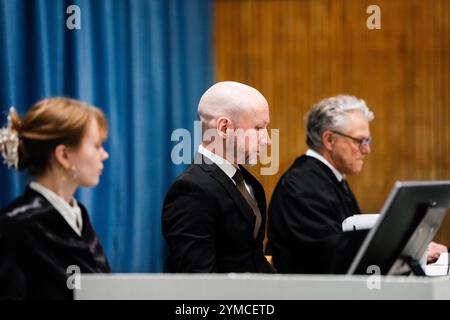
[332, 130, 372, 150]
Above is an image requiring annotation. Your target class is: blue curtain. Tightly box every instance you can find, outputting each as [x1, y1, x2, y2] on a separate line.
[0, 0, 213, 272]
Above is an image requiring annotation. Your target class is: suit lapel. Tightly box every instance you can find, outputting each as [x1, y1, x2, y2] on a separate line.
[195, 153, 255, 225]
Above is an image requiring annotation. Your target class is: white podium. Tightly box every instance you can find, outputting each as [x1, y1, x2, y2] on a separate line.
[74, 273, 450, 300]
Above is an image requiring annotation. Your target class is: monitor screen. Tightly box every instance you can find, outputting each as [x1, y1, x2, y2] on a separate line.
[347, 181, 450, 276]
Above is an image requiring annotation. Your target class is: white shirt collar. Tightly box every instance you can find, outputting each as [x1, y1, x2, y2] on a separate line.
[29, 181, 83, 236]
[198, 145, 237, 181]
[306, 149, 344, 182]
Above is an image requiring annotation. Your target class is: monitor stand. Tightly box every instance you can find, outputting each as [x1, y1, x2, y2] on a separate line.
[388, 203, 447, 276]
[405, 256, 426, 276]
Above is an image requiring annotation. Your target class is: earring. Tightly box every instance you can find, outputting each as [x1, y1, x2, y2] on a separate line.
[61, 164, 69, 182]
[70, 165, 77, 181]
[61, 164, 77, 182]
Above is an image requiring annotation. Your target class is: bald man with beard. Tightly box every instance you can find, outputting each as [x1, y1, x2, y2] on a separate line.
[162, 81, 275, 273]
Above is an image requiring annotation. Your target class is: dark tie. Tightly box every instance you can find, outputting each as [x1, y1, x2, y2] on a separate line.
[340, 179, 351, 195]
[340, 179, 362, 214]
[232, 169, 262, 240]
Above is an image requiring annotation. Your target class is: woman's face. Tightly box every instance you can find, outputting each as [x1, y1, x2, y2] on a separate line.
[67, 118, 109, 187]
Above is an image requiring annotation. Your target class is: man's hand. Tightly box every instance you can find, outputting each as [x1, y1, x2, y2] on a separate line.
[427, 241, 448, 264]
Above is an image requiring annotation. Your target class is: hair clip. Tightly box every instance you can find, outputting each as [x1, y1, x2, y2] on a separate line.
[0, 107, 20, 169]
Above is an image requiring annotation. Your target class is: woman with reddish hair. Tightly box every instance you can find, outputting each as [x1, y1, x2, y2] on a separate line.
[0, 97, 111, 299]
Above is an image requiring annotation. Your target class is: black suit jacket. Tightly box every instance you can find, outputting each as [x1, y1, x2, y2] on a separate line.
[267, 155, 368, 274]
[162, 153, 274, 273]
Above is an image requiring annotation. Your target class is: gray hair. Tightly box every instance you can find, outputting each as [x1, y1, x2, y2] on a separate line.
[305, 95, 374, 150]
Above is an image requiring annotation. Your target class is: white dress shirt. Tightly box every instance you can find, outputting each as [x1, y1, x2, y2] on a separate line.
[306, 148, 344, 182]
[29, 181, 83, 236]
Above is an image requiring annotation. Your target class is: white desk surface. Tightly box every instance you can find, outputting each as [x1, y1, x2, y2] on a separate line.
[74, 273, 450, 300]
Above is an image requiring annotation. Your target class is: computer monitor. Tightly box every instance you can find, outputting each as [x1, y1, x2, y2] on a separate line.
[347, 181, 450, 276]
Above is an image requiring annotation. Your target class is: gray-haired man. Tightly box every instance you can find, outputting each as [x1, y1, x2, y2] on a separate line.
[267, 95, 446, 274]
[268, 95, 373, 273]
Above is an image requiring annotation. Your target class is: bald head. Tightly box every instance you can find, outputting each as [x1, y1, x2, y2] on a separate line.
[197, 81, 271, 164]
[198, 81, 268, 129]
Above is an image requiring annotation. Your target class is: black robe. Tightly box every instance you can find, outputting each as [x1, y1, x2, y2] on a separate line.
[267, 155, 368, 274]
[0, 186, 110, 300]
